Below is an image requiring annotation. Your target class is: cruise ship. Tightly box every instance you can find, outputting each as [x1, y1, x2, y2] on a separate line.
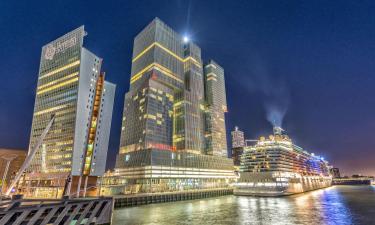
[234, 127, 332, 196]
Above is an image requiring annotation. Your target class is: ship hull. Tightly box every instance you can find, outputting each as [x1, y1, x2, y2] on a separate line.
[234, 172, 332, 196]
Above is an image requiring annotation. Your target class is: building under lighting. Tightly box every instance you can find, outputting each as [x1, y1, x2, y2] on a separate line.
[231, 126, 245, 168]
[103, 18, 234, 195]
[0, 149, 26, 194]
[204, 60, 228, 157]
[22, 26, 116, 198]
[330, 168, 341, 178]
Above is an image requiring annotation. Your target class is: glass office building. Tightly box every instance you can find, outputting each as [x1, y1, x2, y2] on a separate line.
[106, 18, 234, 195]
[23, 26, 116, 198]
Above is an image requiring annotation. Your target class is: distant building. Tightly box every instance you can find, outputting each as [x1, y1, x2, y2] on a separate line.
[231, 126, 245, 148]
[330, 168, 341, 178]
[23, 26, 116, 198]
[332, 174, 373, 185]
[231, 126, 245, 167]
[0, 149, 26, 194]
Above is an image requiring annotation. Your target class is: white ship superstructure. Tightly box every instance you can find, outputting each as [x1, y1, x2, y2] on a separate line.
[234, 127, 332, 196]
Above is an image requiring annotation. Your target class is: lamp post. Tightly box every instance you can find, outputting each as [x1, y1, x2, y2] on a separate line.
[1, 155, 17, 196]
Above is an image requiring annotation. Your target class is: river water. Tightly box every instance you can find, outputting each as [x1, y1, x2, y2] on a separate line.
[113, 186, 375, 225]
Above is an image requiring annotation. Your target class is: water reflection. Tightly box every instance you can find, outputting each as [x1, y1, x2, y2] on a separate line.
[113, 186, 375, 225]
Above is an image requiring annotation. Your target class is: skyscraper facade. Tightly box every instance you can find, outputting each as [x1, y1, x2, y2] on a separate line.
[204, 60, 228, 157]
[107, 18, 234, 195]
[24, 26, 116, 198]
[119, 19, 185, 154]
[119, 19, 206, 155]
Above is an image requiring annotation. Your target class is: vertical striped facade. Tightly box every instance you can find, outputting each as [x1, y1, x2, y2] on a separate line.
[25, 26, 115, 198]
[111, 18, 234, 194]
[204, 60, 228, 157]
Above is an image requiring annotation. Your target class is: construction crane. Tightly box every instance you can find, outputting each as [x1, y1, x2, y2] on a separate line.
[5, 115, 55, 196]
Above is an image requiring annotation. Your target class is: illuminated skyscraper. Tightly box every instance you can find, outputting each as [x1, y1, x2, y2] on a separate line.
[119, 19, 186, 154]
[118, 19, 206, 155]
[109, 18, 234, 194]
[204, 60, 228, 156]
[24, 26, 116, 198]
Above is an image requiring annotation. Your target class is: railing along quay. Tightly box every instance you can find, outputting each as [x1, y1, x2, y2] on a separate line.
[114, 188, 233, 208]
[0, 195, 113, 225]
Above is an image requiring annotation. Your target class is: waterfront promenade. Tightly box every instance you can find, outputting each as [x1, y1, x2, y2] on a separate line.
[113, 186, 375, 225]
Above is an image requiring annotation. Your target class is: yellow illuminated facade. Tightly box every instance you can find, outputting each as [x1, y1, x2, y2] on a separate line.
[83, 74, 104, 175]
[38, 60, 80, 80]
[24, 26, 116, 199]
[111, 18, 234, 195]
[204, 60, 228, 157]
[28, 27, 85, 179]
[130, 62, 183, 84]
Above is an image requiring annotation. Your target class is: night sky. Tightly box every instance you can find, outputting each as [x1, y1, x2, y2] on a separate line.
[1, 0, 374, 176]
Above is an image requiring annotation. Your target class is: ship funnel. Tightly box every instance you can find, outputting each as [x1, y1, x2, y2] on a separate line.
[273, 126, 285, 135]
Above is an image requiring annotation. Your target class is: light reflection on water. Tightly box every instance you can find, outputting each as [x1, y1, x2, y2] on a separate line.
[113, 186, 375, 225]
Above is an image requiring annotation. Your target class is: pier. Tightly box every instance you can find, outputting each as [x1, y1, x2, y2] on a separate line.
[333, 177, 373, 185]
[114, 188, 233, 208]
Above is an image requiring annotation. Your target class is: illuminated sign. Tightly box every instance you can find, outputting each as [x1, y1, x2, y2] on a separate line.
[44, 36, 77, 60]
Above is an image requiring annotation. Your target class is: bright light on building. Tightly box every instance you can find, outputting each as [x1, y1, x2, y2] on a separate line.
[183, 36, 189, 43]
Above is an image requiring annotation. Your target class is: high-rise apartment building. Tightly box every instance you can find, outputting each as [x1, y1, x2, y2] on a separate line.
[106, 18, 234, 195]
[204, 60, 228, 157]
[119, 19, 185, 154]
[118, 19, 206, 155]
[24, 26, 115, 198]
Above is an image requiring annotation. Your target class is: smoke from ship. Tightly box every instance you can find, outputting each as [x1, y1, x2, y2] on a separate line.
[264, 83, 290, 129]
[236, 56, 290, 129]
